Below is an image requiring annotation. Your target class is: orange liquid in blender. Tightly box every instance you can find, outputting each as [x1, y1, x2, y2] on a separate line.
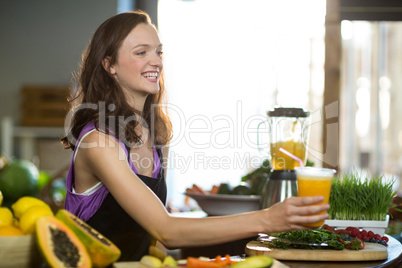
[270, 140, 306, 170]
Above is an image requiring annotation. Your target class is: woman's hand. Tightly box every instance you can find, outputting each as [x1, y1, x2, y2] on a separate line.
[261, 196, 330, 233]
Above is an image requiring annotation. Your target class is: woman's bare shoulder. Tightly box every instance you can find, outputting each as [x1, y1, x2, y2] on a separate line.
[77, 130, 127, 162]
[79, 129, 120, 147]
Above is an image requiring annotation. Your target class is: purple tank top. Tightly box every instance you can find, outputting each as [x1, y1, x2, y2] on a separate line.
[64, 122, 161, 221]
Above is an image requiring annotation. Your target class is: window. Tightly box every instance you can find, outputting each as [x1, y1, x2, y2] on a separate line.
[158, 0, 326, 208]
[340, 20, 402, 190]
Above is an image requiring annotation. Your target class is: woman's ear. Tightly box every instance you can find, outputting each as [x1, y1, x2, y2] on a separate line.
[102, 57, 116, 74]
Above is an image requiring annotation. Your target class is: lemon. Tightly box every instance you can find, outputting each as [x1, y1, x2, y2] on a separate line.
[19, 205, 53, 234]
[140, 255, 162, 268]
[0, 225, 24, 236]
[11, 196, 49, 219]
[0, 207, 13, 227]
[162, 255, 178, 266]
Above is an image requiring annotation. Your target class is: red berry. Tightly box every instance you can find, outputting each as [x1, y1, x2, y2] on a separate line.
[323, 224, 335, 232]
[351, 229, 360, 237]
[368, 231, 375, 238]
[374, 234, 382, 241]
[382, 236, 389, 243]
[361, 230, 368, 236]
[335, 229, 351, 235]
[346, 227, 357, 232]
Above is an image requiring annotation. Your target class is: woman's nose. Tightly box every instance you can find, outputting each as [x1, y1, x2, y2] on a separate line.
[149, 52, 163, 67]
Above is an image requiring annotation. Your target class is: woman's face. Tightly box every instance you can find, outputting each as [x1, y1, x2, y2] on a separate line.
[109, 23, 163, 108]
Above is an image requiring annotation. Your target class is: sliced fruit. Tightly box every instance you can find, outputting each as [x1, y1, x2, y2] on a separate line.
[0, 225, 24, 236]
[140, 255, 162, 267]
[0, 190, 3, 206]
[0, 207, 13, 227]
[149, 245, 166, 261]
[162, 255, 178, 266]
[36, 216, 91, 268]
[231, 256, 273, 268]
[56, 209, 121, 267]
[11, 196, 50, 219]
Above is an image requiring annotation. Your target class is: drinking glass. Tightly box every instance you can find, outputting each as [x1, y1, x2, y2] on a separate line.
[295, 167, 336, 228]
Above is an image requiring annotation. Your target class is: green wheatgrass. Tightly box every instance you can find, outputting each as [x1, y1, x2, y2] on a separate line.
[328, 170, 397, 221]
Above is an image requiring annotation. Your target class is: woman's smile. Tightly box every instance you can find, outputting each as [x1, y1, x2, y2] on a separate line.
[141, 70, 159, 83]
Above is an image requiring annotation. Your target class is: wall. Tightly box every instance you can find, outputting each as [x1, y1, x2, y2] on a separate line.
[0, 0, 117, 131]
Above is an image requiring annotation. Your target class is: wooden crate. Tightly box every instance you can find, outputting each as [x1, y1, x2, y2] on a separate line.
[20, 85, 70, 127]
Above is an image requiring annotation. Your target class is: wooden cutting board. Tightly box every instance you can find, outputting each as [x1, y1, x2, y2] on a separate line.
[246, 240, 388, 261]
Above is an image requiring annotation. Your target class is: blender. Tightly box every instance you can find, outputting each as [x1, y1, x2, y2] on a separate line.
[259, 107, 311, 209]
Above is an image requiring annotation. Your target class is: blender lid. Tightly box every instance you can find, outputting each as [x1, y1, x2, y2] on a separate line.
[268, 107, 310, 118]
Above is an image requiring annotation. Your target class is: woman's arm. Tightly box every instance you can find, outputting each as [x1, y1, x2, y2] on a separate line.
[78, 131, 330, 249]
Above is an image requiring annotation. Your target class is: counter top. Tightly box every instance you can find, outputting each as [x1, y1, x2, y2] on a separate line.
[113, 235, 401, 268]
[114, 259, 289, 268]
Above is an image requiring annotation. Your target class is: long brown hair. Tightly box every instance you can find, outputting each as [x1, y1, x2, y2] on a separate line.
[61, 10, 172, 150]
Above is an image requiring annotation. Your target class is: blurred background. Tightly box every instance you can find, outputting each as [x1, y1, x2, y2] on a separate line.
[1, 0, 402, 211]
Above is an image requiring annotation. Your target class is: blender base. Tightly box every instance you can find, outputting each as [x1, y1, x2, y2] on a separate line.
[260, 170, 298, 209]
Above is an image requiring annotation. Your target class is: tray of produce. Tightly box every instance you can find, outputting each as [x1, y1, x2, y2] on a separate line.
[185, 184, 261, 216]
[246, 227, 389, 262]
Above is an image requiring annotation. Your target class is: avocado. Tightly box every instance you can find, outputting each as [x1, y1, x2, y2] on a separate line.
[217, 183, 232, 195]
[231, 182, 252, 195]
[231, 256, 273, 268]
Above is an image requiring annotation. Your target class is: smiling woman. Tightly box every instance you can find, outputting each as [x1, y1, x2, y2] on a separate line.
[102, 25, 163, 112]
[157, 0, 327, 209]
[58, 9, 334, 262]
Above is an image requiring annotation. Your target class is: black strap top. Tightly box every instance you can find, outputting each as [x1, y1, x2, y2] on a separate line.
[86, 148, 167, 261]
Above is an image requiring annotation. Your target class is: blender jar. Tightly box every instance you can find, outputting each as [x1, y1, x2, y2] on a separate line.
[268, 107, 311, 170]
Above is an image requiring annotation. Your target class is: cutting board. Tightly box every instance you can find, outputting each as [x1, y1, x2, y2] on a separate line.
[246, 241, 388, 261]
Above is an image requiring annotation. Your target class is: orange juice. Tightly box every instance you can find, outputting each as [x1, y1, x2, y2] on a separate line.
[295, 167, 336, 228]
[270, 140, 307, 170]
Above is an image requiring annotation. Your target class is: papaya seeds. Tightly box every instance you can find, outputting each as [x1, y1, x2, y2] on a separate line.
[35, 216, 91, 268]
[56, 209, 121, 267]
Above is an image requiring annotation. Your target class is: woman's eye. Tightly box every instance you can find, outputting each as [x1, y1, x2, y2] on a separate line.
[157, 51, 164, 56]
[136, 51, 146, 55]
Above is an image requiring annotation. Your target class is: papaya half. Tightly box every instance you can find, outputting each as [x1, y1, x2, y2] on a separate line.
[35, 216, 91, 268]
[56, 209, 121, 267]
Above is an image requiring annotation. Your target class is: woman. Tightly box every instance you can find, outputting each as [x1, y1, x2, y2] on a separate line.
[61, 10, 330, 261]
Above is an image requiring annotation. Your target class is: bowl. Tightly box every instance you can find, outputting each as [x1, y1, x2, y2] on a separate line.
[185, 193, 261, 216]
[0, 235, 42, 267]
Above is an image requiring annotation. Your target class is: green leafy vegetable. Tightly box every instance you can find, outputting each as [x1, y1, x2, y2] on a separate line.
[241, 159, 271, 195]
[264, 229, 344, 250]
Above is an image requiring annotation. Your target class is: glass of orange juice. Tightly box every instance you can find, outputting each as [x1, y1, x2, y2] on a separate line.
[295, 167, 336, 228]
